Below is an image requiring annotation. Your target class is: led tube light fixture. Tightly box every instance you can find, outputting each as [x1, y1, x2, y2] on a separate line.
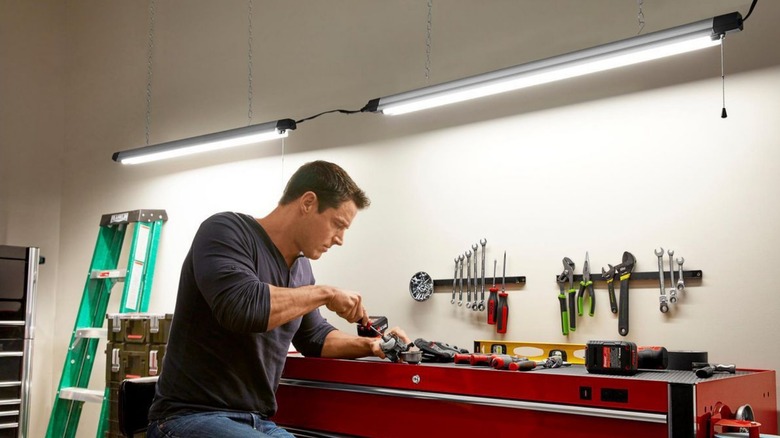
[112, 119, 296, 165]
[363, 12, 744, 116]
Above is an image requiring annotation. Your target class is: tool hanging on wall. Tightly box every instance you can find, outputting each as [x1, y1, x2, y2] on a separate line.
[556, 258, 575, 336]
[472, 243, 479, 312]
[487, 259, 498, 325]
[577, 252, 595, 319]
[655, 248, 669, 313]
[601, 263, 619, 314]
[615, 251, 636, 337]
[409, 271, 433, 301]
[465, 249, 472, 309]
[496, 251, 509, 333]
[478, 239, 486, 311]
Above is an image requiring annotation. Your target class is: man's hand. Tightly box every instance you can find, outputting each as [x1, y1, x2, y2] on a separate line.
[369, 326, 411, 359]
[325, 288, 368, 325]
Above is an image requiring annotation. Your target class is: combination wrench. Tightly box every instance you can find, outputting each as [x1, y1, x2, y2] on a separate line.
[465, 250, 472, 308]
[655, 248, 668, 313]
[451, 257, 458, 304]
[667, 249, 677, 303]
[457, 255, 464, 306]
[478, 238, 487, 311]
[472, 244, 479, 312]
[676, 257, 686, 292]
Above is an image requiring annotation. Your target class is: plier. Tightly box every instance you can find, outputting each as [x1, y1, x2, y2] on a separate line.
[556, 257, 576, 335]
[577, 252, 595, 317]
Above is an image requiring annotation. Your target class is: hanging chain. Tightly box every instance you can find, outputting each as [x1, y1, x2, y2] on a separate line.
[720, 35, 727, 118]
[425, 0, 432, 80]
[636, 0, 645, 35]
[144, 0, 156, 145]
[247, 0, 254, 125]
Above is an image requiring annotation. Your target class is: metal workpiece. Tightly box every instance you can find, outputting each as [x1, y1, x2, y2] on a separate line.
[655, 248, 668, 313]
[466, 251, 472, 308]
[676, 257, 685, 292]
[667, 249, 677, 303]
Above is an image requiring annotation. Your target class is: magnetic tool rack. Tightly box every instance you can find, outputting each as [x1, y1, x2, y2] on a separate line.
[563, 269, 703, 284]
[430, 270, 702, 292]
[432, 276, 525, 289]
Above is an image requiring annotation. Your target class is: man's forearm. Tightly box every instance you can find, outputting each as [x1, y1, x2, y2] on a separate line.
[267, 284, 335, 331]
[320, 330, 375, 358]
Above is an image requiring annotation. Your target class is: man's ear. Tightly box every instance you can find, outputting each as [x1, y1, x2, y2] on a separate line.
[300, 191, 318, 214]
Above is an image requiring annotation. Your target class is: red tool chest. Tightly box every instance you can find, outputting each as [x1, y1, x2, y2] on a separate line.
[275, 354, 776, 438]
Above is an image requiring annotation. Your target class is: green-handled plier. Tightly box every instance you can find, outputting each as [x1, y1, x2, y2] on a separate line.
[556, 257, 576, 335]
[577, 252, 595, 317]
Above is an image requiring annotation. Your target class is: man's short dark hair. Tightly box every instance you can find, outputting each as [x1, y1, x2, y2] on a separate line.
[280, 161, 370, 212]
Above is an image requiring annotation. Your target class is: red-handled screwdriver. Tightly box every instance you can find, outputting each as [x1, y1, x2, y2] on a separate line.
[487, 259, 498, 325]
[496, 251, 508, 334]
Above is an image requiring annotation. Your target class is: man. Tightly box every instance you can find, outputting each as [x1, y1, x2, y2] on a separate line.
[148, 160, 408, 437]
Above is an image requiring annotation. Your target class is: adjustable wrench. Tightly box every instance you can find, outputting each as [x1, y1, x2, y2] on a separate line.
[472, 244, 479, 312]
[667, 249, 677, 303]
[457, 255, 464, 306]
[615, 251, 636, 337]
[655, 248, 668, 313]
[601, 264, 618, 314]
[479, 238, 487, 311]
[465, 250, 472, 308]
[676, 257, 686, 292]
[451, 257, 458, 305]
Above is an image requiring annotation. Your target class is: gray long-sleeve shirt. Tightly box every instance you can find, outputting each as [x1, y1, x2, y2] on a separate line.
[148, 212, 336, 420]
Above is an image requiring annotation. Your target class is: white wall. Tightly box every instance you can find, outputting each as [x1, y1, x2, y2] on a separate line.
[3, 1, 780, 436]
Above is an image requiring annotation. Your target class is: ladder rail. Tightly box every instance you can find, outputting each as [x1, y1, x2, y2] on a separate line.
[46, 210, 167, 438]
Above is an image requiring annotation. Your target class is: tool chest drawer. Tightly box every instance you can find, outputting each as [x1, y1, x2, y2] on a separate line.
[275, 355, 777, 438]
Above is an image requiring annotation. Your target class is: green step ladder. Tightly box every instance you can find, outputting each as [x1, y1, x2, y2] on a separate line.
[46, 209, 168, 438]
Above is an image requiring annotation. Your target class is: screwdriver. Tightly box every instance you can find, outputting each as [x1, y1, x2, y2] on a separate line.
[487, 259, 498, 325]
[496, 251, 508, 334]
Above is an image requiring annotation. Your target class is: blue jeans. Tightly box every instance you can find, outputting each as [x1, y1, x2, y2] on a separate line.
[148, 411, 295, 437]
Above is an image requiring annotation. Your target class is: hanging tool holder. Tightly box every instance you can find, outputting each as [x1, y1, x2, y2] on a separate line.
[564, 270, 702, 284]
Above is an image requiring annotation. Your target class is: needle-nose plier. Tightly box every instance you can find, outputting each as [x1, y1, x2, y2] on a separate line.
[577, 252, 595, 318]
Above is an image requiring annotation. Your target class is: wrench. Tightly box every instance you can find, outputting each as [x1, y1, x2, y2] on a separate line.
[472, 244, 479, 312]
[667, 249, 677, 303]
[457, 255, 464, 306]
[451, 257, 458, 304]
[676, 257, 686, 292]
[466, 250, 472, 308]
[655, 248, 668, 313]
[479, 238, 487, 311]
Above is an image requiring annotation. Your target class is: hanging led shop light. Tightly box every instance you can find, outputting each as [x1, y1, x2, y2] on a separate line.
[362, 12, 745, 116]
[112, 0, 295, 165]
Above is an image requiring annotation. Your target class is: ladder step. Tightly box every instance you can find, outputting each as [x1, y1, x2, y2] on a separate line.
[59, 388, 104, 403]
[90, 269, 127, 280]
[75, 328, 107, 339]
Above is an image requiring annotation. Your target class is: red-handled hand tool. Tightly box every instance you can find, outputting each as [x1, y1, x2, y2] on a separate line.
[487, 259, 498, 324]
[496, 252, 508, 333]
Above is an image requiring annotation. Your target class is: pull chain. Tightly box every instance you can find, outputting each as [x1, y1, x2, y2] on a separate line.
[247, 0, 254, 125]
[424, 0, 433, 81]
[636, 0, 645, 35]
[720, 35, 727, 118]
[144, 0, 156, 145]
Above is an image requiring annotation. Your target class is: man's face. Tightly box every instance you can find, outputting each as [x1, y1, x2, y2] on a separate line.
[299, 197, 358, 260]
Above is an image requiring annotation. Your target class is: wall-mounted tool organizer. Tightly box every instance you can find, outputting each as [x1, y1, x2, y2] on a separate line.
[562, 270, 702, 284]
[432, 276, 525, 290]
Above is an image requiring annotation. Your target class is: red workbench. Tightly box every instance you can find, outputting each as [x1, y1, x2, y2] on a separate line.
[275, 354, 776, 438]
